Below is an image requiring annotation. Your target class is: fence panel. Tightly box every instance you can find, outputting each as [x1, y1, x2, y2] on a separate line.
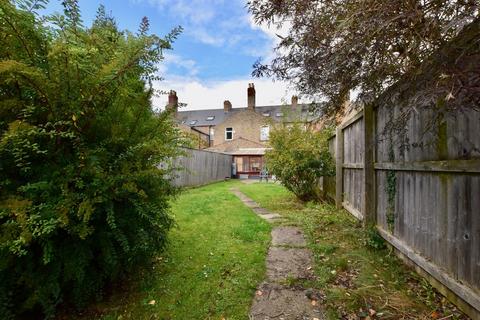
[171, 148, 232, 187]
[342, 115, 364, 219]
[375, 104, 480, 303]
[328, 105, 480, 317]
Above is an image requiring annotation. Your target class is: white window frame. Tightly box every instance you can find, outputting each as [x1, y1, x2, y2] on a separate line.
[225, 127, 233, 140]
[260, 125, 270, 141]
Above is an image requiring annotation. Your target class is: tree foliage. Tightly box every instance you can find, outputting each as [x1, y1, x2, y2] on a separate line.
[0, 1, 183, 317]
[247, 0, 479, 113]
[266, 124, 334, 201]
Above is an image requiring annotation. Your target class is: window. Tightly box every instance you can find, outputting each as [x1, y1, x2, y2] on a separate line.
[260, 125, 270, 141]
[189, 120, 197, 125]
[276, 112, 284, 117]
[262, 112, 270, 117]
[206, 116, 215, 121]
[225, 127, 233, 140]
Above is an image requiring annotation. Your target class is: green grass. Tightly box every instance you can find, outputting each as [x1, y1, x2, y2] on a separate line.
[67, 181, 271, 320]
[238, 182, 467, 320]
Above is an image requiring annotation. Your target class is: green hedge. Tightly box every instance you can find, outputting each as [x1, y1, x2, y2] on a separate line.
[0, 1, 183, 318]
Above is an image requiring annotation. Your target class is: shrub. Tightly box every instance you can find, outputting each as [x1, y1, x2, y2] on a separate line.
[365, 226, 387, 250]
[265, 123, 334, 201]
[0, 1, 182, 318]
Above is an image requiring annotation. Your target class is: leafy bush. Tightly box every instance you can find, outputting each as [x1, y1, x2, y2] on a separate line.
[265, 123, 334, 201]
[0, 1, 183, 318]
[365, 226, 387, 250]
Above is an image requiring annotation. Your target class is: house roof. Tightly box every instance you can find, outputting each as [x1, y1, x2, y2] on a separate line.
[175, 104, 318, 127]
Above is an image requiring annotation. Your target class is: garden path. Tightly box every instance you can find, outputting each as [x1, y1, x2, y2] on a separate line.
[231, 187, 324, 320]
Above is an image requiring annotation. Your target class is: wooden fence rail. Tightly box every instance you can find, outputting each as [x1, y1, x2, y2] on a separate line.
[325, 104, 480, 318]
[322, 22, 480, 318]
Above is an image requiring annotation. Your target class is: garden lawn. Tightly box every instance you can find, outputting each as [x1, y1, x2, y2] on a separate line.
[67, 181, 270, 320]
[238, 182, 467, 320]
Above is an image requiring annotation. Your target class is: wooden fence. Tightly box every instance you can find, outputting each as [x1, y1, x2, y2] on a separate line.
[325, 105, 480, 318]
[170, 148, 232, 187]
[322, 22, 480, 318]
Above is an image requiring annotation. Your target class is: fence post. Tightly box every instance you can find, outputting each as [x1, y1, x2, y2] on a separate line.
[363, 104, 376, 225]
[335, 127, 344, 209]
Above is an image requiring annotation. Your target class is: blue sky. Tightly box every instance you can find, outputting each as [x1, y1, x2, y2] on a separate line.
[42, 0, 298, 110]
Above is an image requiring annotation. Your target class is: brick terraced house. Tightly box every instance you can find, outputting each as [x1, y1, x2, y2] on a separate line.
[167, 83, 316, 178]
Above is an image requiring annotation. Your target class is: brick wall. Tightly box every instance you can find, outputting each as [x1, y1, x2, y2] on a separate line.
[212, 109, 270, 146]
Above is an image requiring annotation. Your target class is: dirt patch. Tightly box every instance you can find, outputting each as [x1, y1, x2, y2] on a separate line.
[250, 282, 324, 320]
[272, 227, 307, 247]
[241, 180, 259, 185]
[333, 269, 359, 289]
[267, 247, 314, 281]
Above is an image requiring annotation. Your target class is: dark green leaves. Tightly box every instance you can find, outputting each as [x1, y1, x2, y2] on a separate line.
[0, 2, 182, 318]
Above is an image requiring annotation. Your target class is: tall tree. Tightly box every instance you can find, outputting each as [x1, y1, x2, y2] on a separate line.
[248, 0, 479, 113]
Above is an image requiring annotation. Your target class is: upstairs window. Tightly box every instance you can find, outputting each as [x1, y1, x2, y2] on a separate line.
[260, 126, 270, 141]
[276, 112, 284, 117]
[262, 112, 270, 117]
[225, 127, 233, 140]
[189, 120, 197, 125]
[206, 116, 215, 121]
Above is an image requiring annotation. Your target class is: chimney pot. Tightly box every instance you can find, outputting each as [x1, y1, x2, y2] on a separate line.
[167, 90, 178, 113]
[291, 95, 298, 108]
[247, 83, 256, 110]
[224, 100, 232, 112]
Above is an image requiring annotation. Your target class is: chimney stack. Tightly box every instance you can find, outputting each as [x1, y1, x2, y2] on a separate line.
[247, 83, 256, 110]
[291, 95, 298, 108]
[167, 90, 178, 113]
[224, 100, 232, 112]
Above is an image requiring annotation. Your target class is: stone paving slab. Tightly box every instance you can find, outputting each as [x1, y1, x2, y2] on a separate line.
[231, 191, 250, 202]
[250, 282, 324, 320]
[259, 213, 283, 222]
[254, 207, 274, 215]
[244, 200, 260, 208]
[230, 188, 323, 318]
[272, 227, 307, 247]
[267, 247, 314, 281]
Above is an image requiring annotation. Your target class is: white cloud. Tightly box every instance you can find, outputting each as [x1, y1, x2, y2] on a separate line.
[152, 76, 305, 111]
[247, 15, 292, 62]
[131, 0, 227, 46]
[189, 28, 225, 46]
[131, 0, 300, 110]
[162, 53, 199, 77]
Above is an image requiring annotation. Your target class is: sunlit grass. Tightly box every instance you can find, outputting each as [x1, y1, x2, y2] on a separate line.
[67, 181, 271, 320]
